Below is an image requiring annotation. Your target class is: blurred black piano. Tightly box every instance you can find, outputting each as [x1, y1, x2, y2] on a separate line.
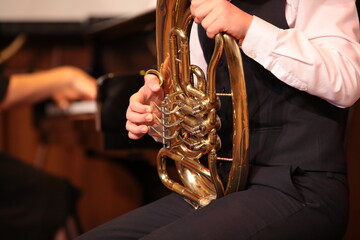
[35, 72, 161, 152]
[19, 9, 162, 153]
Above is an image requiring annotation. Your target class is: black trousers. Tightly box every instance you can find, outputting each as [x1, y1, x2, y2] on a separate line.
[76, 167, 348, 240]
[0, 153, 79, 240]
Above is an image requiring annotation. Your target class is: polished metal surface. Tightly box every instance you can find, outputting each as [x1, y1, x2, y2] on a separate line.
[148, 0, 249, 208]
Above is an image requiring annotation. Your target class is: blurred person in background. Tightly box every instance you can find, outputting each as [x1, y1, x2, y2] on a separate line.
[0, 66, 96, 240]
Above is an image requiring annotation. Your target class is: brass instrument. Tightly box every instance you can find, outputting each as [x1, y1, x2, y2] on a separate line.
[148, 0, 249, 208]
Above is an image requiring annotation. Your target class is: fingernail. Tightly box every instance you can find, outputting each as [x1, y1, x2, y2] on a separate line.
[142, 126, 149, 132]
[146, 114, 153, 122]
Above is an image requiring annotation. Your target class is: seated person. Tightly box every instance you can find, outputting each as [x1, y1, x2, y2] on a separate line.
[0, 66, 96, 240]
[76, 0, 360, 239]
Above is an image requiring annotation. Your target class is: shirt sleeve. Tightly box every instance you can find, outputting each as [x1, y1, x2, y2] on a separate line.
[0, 75, 10, 102]
[242, 0, 360, 108]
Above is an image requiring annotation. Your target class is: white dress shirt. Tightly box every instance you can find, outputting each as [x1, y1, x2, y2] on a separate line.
[190, 0, 360, 108]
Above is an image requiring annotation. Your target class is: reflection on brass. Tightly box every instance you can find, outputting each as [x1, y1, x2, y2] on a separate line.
[148, 0, 249, 208]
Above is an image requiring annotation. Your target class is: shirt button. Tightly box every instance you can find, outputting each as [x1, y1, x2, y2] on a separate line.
[250, 51, 257, 58]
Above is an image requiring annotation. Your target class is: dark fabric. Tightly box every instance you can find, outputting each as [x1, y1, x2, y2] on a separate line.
[75, 0, 350, 239]
[0, 153, 80, 240]
[0, 75, 10, 102]
[76, 170, 348, 240]
[198, 0, 348, 173]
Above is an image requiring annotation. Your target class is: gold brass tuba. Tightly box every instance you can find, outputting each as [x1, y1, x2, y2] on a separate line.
[147, 0, 249, 208]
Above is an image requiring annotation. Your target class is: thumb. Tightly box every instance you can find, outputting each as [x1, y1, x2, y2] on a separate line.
[52, 95, 70, 109]
[144, 74, 161, 92]
[72, 79, 97, 100]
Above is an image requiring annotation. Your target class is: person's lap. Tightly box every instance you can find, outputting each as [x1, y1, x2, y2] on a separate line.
[76, 171, 348, 240]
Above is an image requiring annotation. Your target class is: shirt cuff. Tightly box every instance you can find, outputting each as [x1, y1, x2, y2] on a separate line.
[242, 16, 280, 67]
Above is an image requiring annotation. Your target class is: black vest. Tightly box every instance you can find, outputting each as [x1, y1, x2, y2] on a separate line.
[198, 0, 348, 173]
